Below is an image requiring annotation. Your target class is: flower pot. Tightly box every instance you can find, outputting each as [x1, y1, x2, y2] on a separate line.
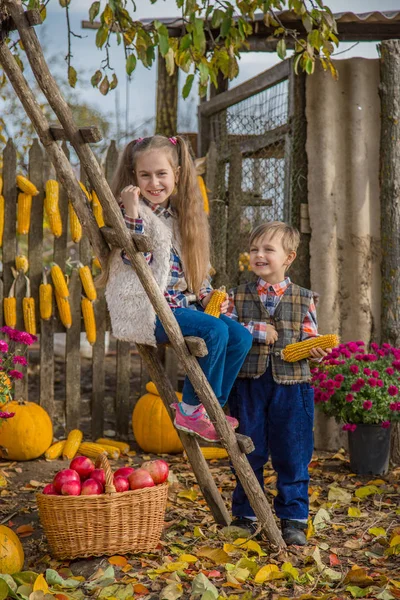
[348, 424, 391, 476]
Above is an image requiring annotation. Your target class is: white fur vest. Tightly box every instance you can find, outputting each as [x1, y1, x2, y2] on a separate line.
[105, 201, 173, 346]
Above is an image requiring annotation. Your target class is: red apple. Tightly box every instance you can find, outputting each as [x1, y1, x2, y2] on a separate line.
[61, 480, 81, 496]
[70, 456, 95, 480]
[141, 459, 169, 485]
[43, 483, 58, 495]
[91, 468, 105, 488]
[114, 475, 129, 492]
[53, 469, 81, 493]
[81, 478, 103, 495]
[114, 466, 135, 480]
[128, 468, 155, 490]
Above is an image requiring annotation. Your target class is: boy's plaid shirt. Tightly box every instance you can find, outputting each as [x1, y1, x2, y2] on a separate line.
[226, 277, 318, 341]
[120, 200, 212, 309]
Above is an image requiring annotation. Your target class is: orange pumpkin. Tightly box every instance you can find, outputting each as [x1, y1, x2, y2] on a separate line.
[132, 382, 183, 454]
[0, 525, 24, 574]
[0, 400, 53, 460]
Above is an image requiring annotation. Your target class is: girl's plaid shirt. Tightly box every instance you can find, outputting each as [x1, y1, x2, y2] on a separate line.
[226, 277, 318, 342]
[120, 200, 212, 309]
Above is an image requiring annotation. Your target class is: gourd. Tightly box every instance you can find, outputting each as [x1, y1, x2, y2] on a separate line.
[0, 525, 24, 574]
[0, 401, 53, 461]
[132, 381, 183, 454]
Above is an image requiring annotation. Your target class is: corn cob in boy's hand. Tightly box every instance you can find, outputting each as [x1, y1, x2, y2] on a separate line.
[204, 287, 227, 318]
[282, 334, 339, 362]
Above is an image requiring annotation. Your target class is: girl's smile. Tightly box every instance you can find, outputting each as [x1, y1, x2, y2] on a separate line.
[135, 149, 178, 207]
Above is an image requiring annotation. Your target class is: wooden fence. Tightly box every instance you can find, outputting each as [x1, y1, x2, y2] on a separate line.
[0, 138, 158, 440]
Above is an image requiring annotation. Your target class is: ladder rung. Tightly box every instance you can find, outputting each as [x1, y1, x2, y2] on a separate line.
[49, 125, 103, 144]
[184, 336, 208, 357]
[100, 226, 152, 252]
[0, 10, 42, 38]
[236, 433, 255, 454]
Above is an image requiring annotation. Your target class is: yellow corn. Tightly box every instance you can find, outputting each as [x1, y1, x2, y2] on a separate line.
[204, 287, 227, 318]
[200, 447, 228, 460]
[45, 440, 66, 460]
[95, 438, 130, 455]
[23, 276, 36, 335]
[282, 334, 340, 363]
[4, 278, 16, 328]
[92, 257, 102, 271]
[16, 175, 39, 196]
[68, 202, 82, 243]
[197, 175, 209, 215]
[55, 293, 72, 329]
[0, 175, 2, 194]
[47, 212, 62, 238]
[78, 442, 107, 460]
[79, 181, 91, 201]
[81, 297, 96, 345]
[97, 443, 120, 460]
[15, 254, 29, 274]
[0, 194, 4, 247]
[39, 270, 52, 321]
[45, 180, 62, 237]
[79, 265, 97, 301]
[92, 191, 105, 227]
[62, 429, 83, 460]
[50, 264, 69, 298]
[17, 192, 32, 235]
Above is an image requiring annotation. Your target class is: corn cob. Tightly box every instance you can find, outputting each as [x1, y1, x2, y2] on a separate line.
[92, 257, 102, 271]
[16, 175, 39, 196]
[55, 293, 72, 329]
[95, 438, 130, 454]
[97, 443, 120, 460]
[81, 297, 96, 345]
[45, 180, 62, 237]
[197, 175, 209, 215]
[62, 429, 83, 460]
[17, 192, 33, 235]
[204, 287, 227, 318]
[4, 278, 17, 328]
[79, 264, 97, 301]
[0, 194, 4, 248]
[78, 442, 107, 460]
[50, 263, 69, 298]
[200, 447, 228, 460]
[45, 440, 66, 460]
[23, 276, 36, 335]
[92, 191, 105, 227]
[0, 175, 2, 194]
[79, 181, 91, 201]
[39, 270, 52, 321]
[282, 334, 340, 363]
[15, 254, 29, 274]
[68, 202, 82, 243]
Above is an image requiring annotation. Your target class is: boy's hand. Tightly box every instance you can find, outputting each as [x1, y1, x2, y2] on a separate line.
[220, 294, 229, 315]
[121, 185, 140, 218]
[309, 346, 332, 361]
[265, 324, 278, 345]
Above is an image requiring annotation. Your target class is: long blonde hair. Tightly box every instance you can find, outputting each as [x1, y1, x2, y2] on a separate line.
[110, 135, 210, 295]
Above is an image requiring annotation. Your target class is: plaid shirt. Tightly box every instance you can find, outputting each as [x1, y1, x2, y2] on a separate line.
[226, 277, 318, 342]
[120, 200, 212, 309]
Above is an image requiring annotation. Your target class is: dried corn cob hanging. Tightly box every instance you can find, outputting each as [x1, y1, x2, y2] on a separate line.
[197, 175, 209, 215]
[44, 179, 62, 238]
[23, 276, 36, 335]
[68, 202, 82, 243]
[16, 175, 39, 196]
[0, 175, 2, 194]
[81, 296, 96, 345]
[50, 263, 69, 299]
[92, 191, 105, 227]
[55, 293, 72, 329]
[92, 256, 102, 271]
[204, 287, 227, 318]
[15, 254, 29, 274]
[79, 181, 91, 201]
[4, 277, 17, 328]
[78, 264, 97, 301]
[282, 334, 340, 363]
[0, 193, 4, 248]
[39, 270, 52, 321]
[17, 192, 33, 235]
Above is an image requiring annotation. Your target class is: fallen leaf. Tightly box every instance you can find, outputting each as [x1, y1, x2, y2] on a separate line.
[197, 546, 230, 564]
[348, 506, 362, 518]
[313, 508, 331, 530]
[33, 574, 49, 593]
[329, 553, 341, 567]
[191, 573, 218, 599]
[179, 554, 198, 563]
[160, 582, 183, 600]
[282, 562, 299, 581]
[355, 485, 381, 498]
[16, 524, 34, 537]
[346, 585, 371, 598]
[232, 538, 266, 557]
[177, 488, 198, 502]
[369, 527, 386, 538]
[390, 535, 400, 547]
[108, 556, 128, 567]
[328, 485, 352, 504]
[254, 564, 283, 583]
[133, 583, 150, 594]
[343, 567, 374, 587]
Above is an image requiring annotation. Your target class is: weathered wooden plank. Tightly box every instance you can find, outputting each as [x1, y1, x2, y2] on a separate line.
[91, 288, 106, 438]
[219, 126, 288, 161]
[65, 269, 81, 431]
[40, 318, 55, 418]
[0, 279, 3, 328]
[2, 139, 17, 298]
[28, 139, 44, 331]
[50, 125, 102, 144]
[207, 142, 228, 288]
[53, 142, 70, 268]
[116, 340, 131, 438]
[226, 146, 243, 287]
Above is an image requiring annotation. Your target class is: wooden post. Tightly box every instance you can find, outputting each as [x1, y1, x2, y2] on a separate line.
[156, 50, 178, 137]
[207, 142, 228, 288]
[226, 146, 243, 287]
[379, 39, 400, 464]
[2, 139, 17, 300]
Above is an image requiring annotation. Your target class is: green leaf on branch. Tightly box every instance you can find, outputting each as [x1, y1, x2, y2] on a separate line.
[102, 4, 114, 26]
[126, 53, 137, 76]
[89, 1, 100, 23]
[165, 47, 175, 76]
[68, 65, 77, 87]
[91, 69, 102, 87]
[182, 74, 194, 99]
[193, 18, 206, 54]
[59, 0, 70, 7]
[109, 73, 118, 90]
[277, 38, 286, 60]
[96, 25, 109, 49]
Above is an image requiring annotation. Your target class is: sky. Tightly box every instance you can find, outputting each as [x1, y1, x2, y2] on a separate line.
[30, 0, 400, 141]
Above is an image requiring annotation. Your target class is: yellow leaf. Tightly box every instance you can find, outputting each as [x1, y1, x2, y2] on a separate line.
[343, 567, 374, 586]
[108, 555, 128, 567]
[368, 527, 386, 538]
[223, 543, 239, 554]
[166, 561, 189, 571]
[355, 485, 380, 498]
[193, 526, 203, 537]
[0, 475, 7, 488]
[197, 546, 230, 564]
[282, 562, 299, 581]
[177, 488, 198, 501]
[390, 535, 400, 547]
[33, 574, 50, 593]
[367, 479, 385, 485]
[254, 564, 284, 583]
[306, 517, 315, 539]
[232, 538, 266, 557]
[179, 554, 198, 563]
[348, 506, 362, 517]
[390, 580, 400, 588]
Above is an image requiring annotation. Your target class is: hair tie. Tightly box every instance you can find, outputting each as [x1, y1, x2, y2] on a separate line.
[134, 137, 144, 145]
[169, 137, 177, 145]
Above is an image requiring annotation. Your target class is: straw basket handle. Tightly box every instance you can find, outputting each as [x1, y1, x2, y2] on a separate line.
[96, 453, 117, 494]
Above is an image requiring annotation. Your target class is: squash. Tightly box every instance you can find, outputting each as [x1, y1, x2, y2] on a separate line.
[132, 381, 183, 454]
[0, 525, 24, 574]
[0, 401, 53, 461]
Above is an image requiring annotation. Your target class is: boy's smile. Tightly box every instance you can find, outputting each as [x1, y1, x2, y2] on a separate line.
[249, 232, 296, 284]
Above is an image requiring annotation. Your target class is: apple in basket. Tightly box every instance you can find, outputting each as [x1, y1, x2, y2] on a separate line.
[141, 460, 169, 485]
[91, 468, 106, 488]
[53, 469, 81, 493]
[114, 475, 130, 493]
[128, 468, 155, 490]
[114, 466, 135, 479]
[43, 483, 58, 495]
[61, 480, 81, 496]
[81, 478, 103, 495]
[70, 456, 95, 480]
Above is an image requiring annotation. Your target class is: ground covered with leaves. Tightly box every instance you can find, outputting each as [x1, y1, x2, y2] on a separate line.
[0, 449, 399, 600]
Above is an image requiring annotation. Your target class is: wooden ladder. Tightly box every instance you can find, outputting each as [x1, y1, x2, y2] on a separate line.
[0, 0, 285, 548]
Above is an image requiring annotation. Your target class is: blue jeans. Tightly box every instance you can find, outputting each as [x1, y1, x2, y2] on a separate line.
[229, 365, 314, 521]
[155, 308, 253, 406]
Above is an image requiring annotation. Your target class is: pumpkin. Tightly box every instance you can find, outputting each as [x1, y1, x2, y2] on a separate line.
[0, 400, 53, 461]
[0, 525, 24, 574]
[132, 381, 183, 454]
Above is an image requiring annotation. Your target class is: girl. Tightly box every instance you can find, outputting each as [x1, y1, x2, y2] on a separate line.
[105, 135, 252, 442]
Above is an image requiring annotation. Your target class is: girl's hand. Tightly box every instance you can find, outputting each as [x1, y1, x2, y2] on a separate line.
[265, 324, 278, 345]
[309, 346, 332, 360]
[201, 291, 229, 314]
[220, 295, 229, 315]
[121, 185, 140, 218]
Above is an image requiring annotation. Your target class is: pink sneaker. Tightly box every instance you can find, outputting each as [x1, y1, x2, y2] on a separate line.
[172, 404, 218, 442]
[226, 414, 239, 429]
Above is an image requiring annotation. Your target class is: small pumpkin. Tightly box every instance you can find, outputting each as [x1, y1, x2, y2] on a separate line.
[132, 382, 183, 454]
[0, 525, 24, 574]
[0, 400, 53, 461]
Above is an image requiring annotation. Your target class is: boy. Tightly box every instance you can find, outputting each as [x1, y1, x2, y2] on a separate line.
[226, 222, 329, 546]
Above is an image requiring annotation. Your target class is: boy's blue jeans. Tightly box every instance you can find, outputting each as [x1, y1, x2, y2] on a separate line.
[229, 365, 314, 521]
[155, 308, 253, 407]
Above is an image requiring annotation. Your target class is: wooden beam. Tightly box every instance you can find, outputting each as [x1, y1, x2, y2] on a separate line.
[100, 226, 152, 252]
[156, 49, 178, 137]
[236, 433, 255, 454]
[219, 125, 289, 161]
[184, 336, 208, 358]
[49, 125, 103, 144]
[0, 9, 41, 40]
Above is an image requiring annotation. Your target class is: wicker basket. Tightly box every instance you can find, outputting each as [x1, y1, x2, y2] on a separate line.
[36, 454, 168, 559]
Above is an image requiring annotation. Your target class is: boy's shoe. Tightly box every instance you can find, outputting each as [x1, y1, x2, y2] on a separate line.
[230, 517, 259, 537]
[281, 520, 307, 546]
[172, 404, 238, 442]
